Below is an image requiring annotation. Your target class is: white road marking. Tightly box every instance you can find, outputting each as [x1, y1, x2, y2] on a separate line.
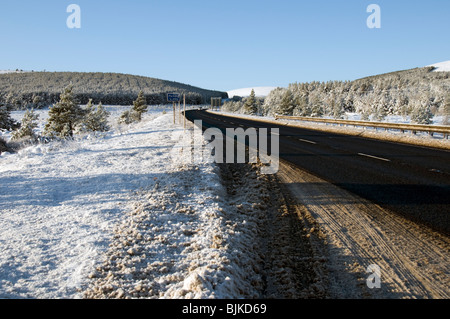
[298, 138, 317, 145]
[429, 168, 447, 174]
[358, 153, 391, 162]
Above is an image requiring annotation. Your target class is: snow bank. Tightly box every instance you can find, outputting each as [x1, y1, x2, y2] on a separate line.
[83, 162, 267, 299]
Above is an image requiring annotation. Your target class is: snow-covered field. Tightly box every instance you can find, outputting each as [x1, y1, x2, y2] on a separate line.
[0, 106, 263, 299]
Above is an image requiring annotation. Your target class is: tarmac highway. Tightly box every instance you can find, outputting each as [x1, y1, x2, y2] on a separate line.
[185, 110, 450, 235]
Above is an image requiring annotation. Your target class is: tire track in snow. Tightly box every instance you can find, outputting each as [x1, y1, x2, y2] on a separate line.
[276, 160, 450, 299]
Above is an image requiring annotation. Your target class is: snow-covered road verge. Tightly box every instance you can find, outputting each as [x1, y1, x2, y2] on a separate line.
[1, 108, 244, 298]
[82, 163, 263, 299]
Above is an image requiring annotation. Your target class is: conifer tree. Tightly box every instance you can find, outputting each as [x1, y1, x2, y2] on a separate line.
[443, 94, 450, 125]
[331, 99, 345, 119]
[119, 91, 148, 124]
[0, 104, 19, 130]
[310, 99, 323, 117]
[80, 99, 110, 133]
[44, 85, 85, 138]
[11, 109, 39, 141]
[131, 90, 148, 122]
[118, 110, 133, 125]
[411, 95, 433, 124]
[293, 95, 311, 116]
[278, 90, 295, 115]
[243, 89, 258, 115]
[411, 104, 433, 124]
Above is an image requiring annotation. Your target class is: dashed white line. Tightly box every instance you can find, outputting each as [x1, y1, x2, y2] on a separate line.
[298, 138, 317, 145]
[358, 153, 391, 162]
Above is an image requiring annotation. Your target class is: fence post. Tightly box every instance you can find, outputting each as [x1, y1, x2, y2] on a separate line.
[173, 102, 175, 124]
[183, 94, 186, 130]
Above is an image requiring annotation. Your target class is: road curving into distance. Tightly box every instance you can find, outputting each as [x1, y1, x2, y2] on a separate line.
[185, 109, 450, 236]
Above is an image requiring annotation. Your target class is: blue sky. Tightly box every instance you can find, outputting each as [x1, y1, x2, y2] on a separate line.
[0, 0, 449, 91]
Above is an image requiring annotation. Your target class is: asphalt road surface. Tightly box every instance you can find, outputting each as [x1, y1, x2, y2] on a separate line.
[185, 110, 450, 235]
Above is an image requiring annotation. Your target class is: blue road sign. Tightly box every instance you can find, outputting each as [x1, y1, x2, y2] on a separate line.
[167, 93, 180, 102]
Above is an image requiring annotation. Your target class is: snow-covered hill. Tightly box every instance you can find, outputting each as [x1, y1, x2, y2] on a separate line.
[0, 69, 31, 74]
[227, 87, 278, 98]
[427, 60, 450, 72]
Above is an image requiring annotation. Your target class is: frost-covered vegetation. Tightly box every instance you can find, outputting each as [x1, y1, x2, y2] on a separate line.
[0, 72, 228, 108]
[1, 85, 112, 150]
[223, 67, 450, 124]
[118, 91, 148, 125]
[0, 104, 19, 131]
